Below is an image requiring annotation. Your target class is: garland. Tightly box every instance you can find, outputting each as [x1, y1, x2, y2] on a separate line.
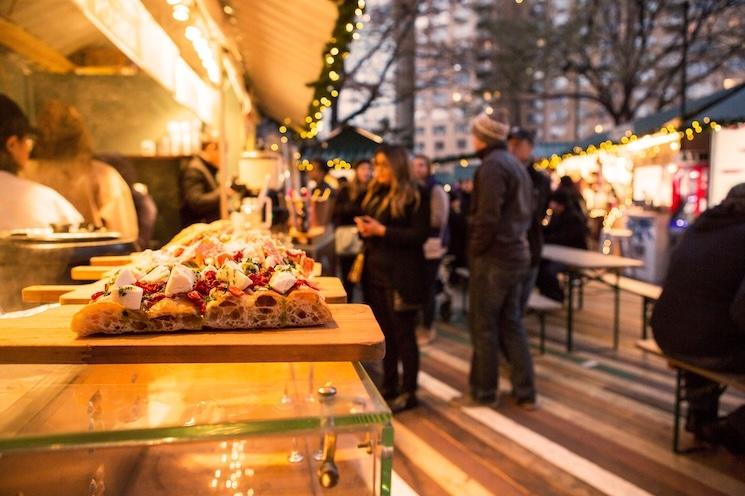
[299, 0, 366, 140]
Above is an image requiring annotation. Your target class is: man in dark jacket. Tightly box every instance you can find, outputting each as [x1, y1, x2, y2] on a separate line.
[651, 183, 745, 453]
[180, 139, 228, 226]
[461, 110, 536, 408]
[536, 189, 589, 302]
[508, 128, 551, 315]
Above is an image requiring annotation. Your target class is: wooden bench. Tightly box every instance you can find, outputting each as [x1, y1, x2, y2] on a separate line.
[636, 339, 745, 453]
[600, 273, 661, 339]
[527, 293, 562, 354]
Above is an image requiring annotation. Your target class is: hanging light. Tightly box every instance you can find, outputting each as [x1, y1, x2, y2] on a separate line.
[173, 4, 190, 21]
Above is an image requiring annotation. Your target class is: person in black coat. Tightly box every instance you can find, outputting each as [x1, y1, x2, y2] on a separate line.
[333, 159, 372, 300]
[651, 183, 745, 453]
[536, 189, 589, 302]
[508, 128, 551, 314]
[464, 111, 536, 408]
[355, 144, 430, 413]
[180, 139, 230, 226]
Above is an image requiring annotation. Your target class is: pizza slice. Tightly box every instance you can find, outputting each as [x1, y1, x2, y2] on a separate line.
[71, 240, 331, 337]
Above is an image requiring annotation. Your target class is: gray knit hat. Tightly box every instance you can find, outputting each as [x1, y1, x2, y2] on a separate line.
[471, 110, 509, 146]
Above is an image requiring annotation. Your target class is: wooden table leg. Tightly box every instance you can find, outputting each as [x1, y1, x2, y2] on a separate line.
[673, 368, 683, 453]
[566, 271, 575, 352]
[613, 269, 621, 350]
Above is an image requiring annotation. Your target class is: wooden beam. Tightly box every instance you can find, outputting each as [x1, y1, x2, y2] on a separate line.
[0, 18, 75, 73]
[73, 66, 138, 76]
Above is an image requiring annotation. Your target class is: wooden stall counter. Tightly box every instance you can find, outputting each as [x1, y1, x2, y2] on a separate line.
[0, 304, 382, 364]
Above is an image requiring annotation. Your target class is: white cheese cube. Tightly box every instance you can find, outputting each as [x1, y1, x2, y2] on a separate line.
[114, 268, 140, 287]
[216, 260, 250, 290]
[110, 285, 143, 310]
[263, 255, 279, 269]
[269, 271, 297, 294]
[140, 265, 171, 284]
[165, 264, 196, 296]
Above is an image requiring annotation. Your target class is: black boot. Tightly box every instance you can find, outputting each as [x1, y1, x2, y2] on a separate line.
[387, 392, 418, 414]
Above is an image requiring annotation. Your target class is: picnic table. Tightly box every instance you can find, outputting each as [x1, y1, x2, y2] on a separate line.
[542, 244, 643, 352]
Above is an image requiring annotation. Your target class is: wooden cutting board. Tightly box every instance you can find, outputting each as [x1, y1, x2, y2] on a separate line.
[71, 262, 324, 281]
[50, 277, 347, 305]
[22, 285, 83, 303]
[89, 254, 134, 266]
[0, 304, 382, 364]
[71, 265, 116, 281]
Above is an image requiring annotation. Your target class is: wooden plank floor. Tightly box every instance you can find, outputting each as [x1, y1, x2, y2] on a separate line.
[375, 281, 745, 496]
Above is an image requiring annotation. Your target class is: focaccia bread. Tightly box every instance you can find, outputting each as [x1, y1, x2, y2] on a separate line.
[71, 231, 330, 337]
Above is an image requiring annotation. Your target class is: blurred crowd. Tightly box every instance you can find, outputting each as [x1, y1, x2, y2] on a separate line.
[3, 91, 743, 452]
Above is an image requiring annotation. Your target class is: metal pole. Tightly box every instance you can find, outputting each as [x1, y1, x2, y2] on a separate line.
[681, 0, 689, 120]
[218, 48, 229, 220]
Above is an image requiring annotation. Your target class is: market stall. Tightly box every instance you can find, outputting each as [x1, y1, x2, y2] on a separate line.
[0, 1, 386, 493]
[541, 83, 745, 283]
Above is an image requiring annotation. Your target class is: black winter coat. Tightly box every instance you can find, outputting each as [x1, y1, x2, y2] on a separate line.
[651, 206, 745, 370]
[526, 165, 552, 267]
[468, 144, 533, 268]
[180, 156, 221, 226]
[361, 185, 430, 305]
[544, 208, 588, 250]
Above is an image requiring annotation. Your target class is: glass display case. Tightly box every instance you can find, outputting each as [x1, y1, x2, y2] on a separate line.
[0, 362, 392, 495]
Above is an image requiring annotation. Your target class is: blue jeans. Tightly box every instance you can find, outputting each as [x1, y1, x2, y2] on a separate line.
[468, 256, 536, 402]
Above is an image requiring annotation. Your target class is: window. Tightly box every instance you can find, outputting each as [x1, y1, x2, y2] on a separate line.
[433, 125, 447, 135]
[455, 72, 470, 86]
[553, 77, 568, 90]
[528, 112, 544, 125]
[456, 123, 469, 134]
[457, 139, 467, 149]
[416, 127, 425, 135]
[430, 108, 449, 120]
[552, 109, 568, 122]
[432, 91, 448, 106]
[435, 141, 445, 151]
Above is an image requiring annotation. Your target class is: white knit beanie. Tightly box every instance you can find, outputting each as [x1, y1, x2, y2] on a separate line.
[471, 111, 509, 146]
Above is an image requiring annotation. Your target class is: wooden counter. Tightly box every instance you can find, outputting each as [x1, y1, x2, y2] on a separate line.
[0, 304, 383, 364]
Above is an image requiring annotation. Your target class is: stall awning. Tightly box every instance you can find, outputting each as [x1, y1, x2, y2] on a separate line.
[220, 0, 340, 130]
[629, 84, 745, 136]
[302, 125, 383, 162]
[687, 83, 745, 125]
[0, 0, 120, 72]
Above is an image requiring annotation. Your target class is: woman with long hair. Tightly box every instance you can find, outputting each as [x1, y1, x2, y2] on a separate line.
[355, 144, 430, 413]
[22, 101, 138, 241]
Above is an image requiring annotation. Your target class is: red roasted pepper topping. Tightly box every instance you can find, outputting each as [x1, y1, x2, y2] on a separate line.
[294, 279, 320, 291]
[232, 251, 243, 262]
[173, 247, 184, 257]
[228, 286, 244, 297]
[91, 290, 105, 301]
[135, 281, 165, 294]
[148, 293, 166, 304]
[186, 290, 207, 314]
[249, 270, 272, 288]
[141, 292, 166, 310]
[302, 257, 315, 276]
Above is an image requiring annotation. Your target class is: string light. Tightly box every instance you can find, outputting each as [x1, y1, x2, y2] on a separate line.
[536, 117, 722, 169]
[300, 0, 365, 138]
